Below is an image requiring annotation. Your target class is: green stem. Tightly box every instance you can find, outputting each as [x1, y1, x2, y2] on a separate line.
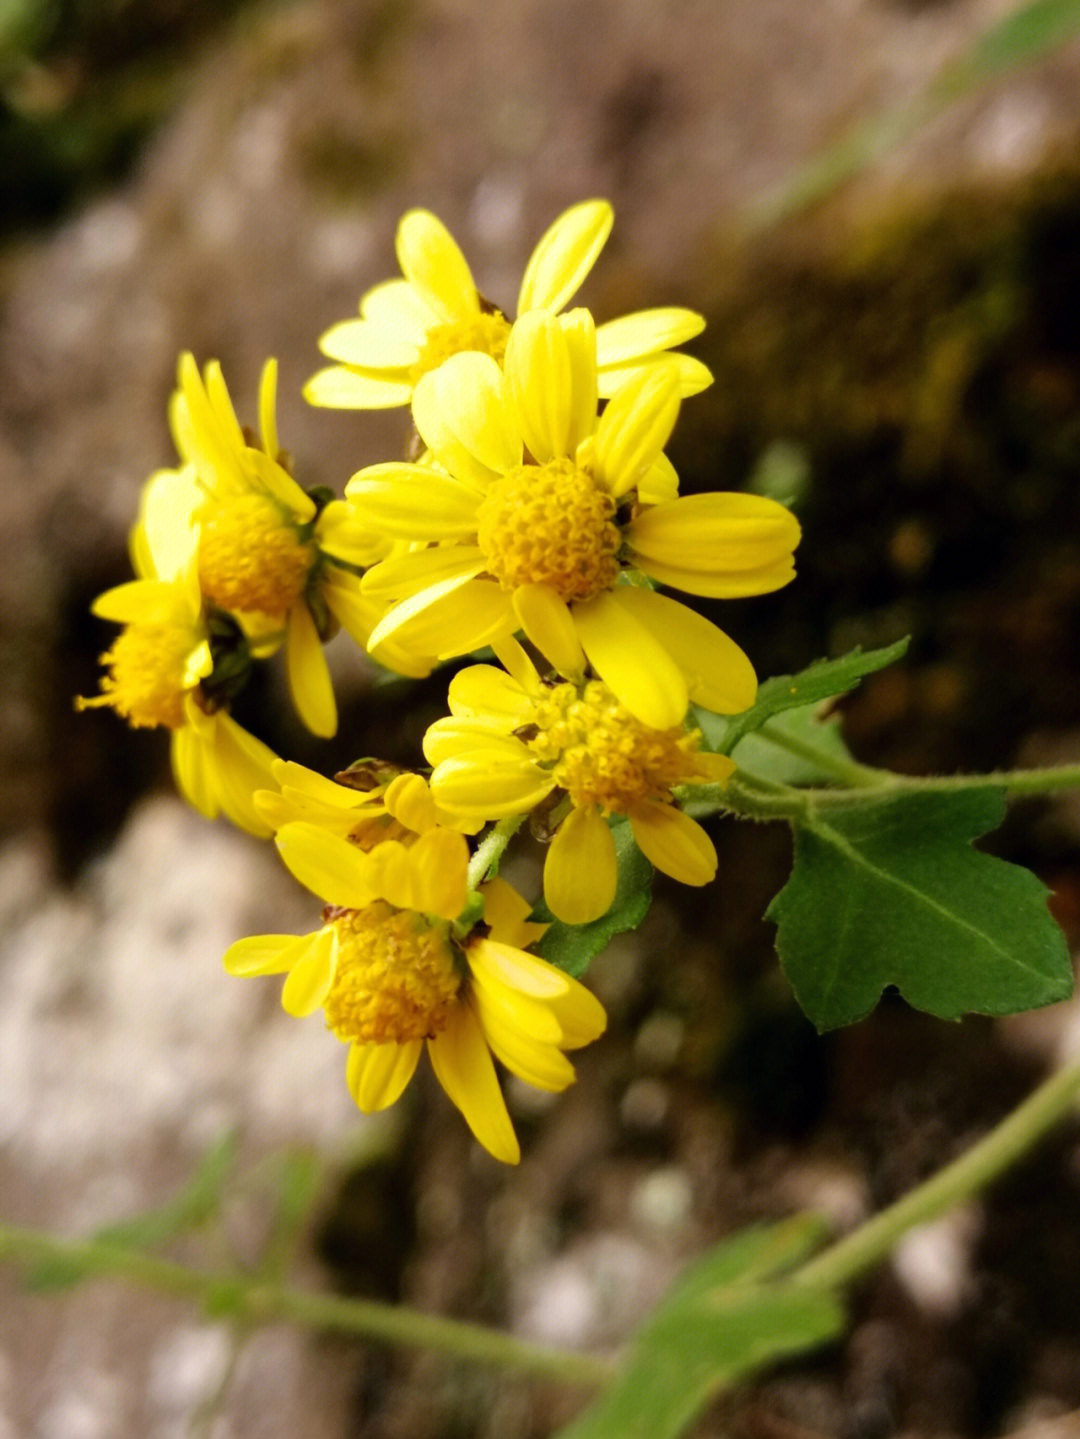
[707, 762, 1080, 826]
[795, 1052, 1080, 1291]
[0, 1223, 611, 1387]
[467, 814, 527, 889]
[755, 720, 884, 788]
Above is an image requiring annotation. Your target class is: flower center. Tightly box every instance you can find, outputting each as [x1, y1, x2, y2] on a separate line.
[198, 494, 315, 618]
[77, 622, 198, 729]
[323, 902, 462, 1044]
[410, 311, 511, 384]
[476, 459, 622, 602]
[527, 680, 708, 813]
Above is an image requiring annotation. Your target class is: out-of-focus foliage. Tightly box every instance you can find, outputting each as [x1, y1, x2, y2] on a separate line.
[0, 0, 259, 234]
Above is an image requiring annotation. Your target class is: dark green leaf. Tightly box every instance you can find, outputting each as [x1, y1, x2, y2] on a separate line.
[533, 823, 652, 978]
[699, 638, 909, 756]
[555, 1215, 844, 1439]
[768, 786, 1073, 1030]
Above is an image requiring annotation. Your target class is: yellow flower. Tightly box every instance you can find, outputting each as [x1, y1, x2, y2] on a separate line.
[224, 823, 606, 1163]
[344, 310, 798, 728]
[165, 352, 423, 738]
[424, 641, 735, 923]
[304, 200, 712, 411]
[254, 759, 482, 841]
[77, 535, 277, 838]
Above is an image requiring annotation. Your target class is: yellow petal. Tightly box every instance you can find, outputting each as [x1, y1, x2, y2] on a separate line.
[345, 463, 482, 540]
[91, 579, 192, 625]
[412, 352, 520, 486]
[209, 713, 278, 837]
[595, 308, 706, 367]
[598, 352, 714, 399]
[638, 452, 679, 507]
[281, 927, 337, 1017]
[395, 209, 479, 322]
[275, 822, 376, 907]
[517, 199, 613, 315]
[635, 552, 797, 598]
[470, 987, 576, 1091]
[503, 311, 591, 463]
[627, 493, 801, 574]
[467, 938, 606, 1048]
[315, 501, 391, 569]
[423, 719, 527, 764]
[592, 362, 681, 499]
[346, 1039, 422, 1112]
[133, 467, 201, 582]
[303, 366, 413, 410]
[513, 584, 586, 678]
[427, 1004, 520, 1163]
[171, 726, 214, 819]
[602, 587, 758, 715]
[321, 573, 435, 679]
[367, 578, 516, 659]
[430, 753, 553, 819]
[359, 277, 439, 333]
[629, 801, 717, 886]
[561, 308, 600, 458]
[223, 932, 307, 977]
[287, 604, 337, 739]
[447, 663, 533, 722]
[480, 876, 545, 950]
[258, 358, 280, 465]
[317, 318, 421, 370]
[383, 772, 439, 833]
[366, 827, 470, 920]
[360, 545, 486, 601]
[572, 592, 688, 729]
[544, 805, 617, 924]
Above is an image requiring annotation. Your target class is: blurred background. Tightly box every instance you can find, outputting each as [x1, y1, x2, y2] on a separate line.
[3, 1, 1080, 1435]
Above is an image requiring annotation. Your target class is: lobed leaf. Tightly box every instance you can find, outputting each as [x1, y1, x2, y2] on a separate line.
[555, 1214, 844, 1439]
[768, 786, 1073, 1030]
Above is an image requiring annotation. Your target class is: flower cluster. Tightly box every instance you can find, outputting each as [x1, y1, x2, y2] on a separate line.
[79, 201, 801, 1160]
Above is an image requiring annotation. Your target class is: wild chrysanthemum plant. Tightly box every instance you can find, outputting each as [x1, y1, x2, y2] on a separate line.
[62, 182, 1080, 1439]
[78, 198, 1075, 1150]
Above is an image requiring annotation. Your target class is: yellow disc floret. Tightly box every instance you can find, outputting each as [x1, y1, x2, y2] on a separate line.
[323, 901, 462, 1044]
[409, 311, 511, 385]
[78, 622, 196, 729]
[476, 459, 622, 602]
[198, 494, 315, 618]
[528, 680, 710, 813]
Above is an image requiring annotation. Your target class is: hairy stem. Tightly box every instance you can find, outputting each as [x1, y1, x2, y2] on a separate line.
[0, 1224, 611, 1387]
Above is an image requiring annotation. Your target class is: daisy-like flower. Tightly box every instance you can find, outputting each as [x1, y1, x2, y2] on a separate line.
[304, 200, 712, 411]
[254, 759, 481, 841]
[167, 352, 429, 738]
[77, 533, 277, 838]
[424, 641, 736, 923]
[342, 310, 799, 730]
[224, 822, 606, 1163]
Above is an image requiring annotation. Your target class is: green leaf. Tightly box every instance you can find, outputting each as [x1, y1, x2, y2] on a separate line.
[533, 823, 652, 979]
[932, 0, 1080, 101]
[25, 1130, 239, 1292]
[768, 786, 1073, 1031]
[699, 638, 909, 756]
[555, 1215, 844, 1439]
[729, 703, 859, 787]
